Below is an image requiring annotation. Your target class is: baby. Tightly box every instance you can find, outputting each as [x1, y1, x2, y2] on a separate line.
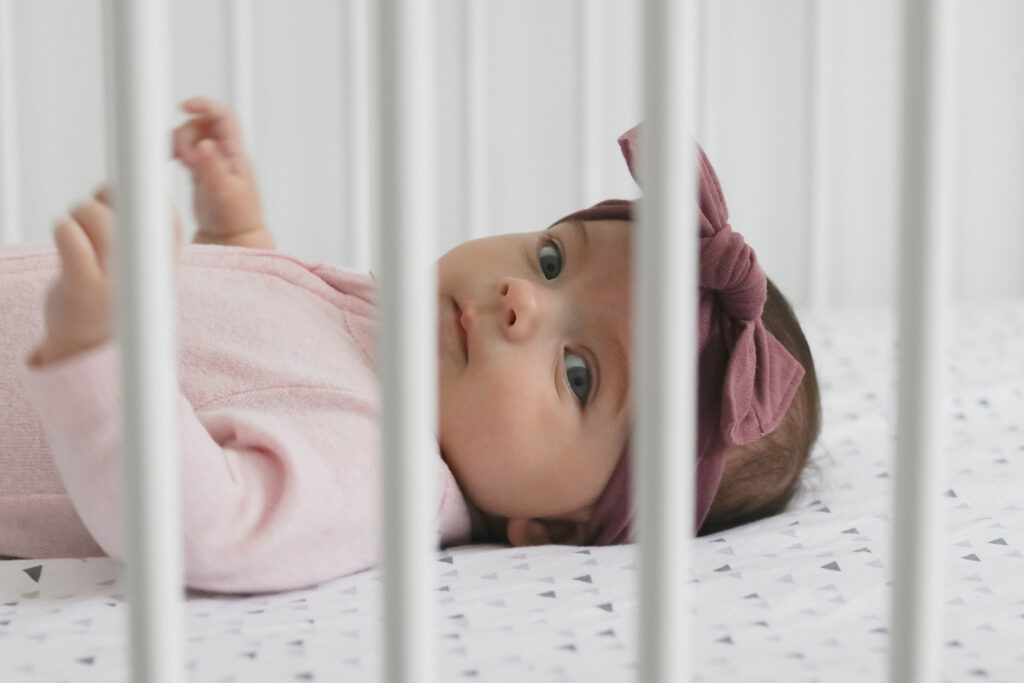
[0, 97, 820, 591]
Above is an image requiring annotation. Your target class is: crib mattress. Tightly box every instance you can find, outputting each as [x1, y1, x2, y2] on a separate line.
[2, 302, 1023, 682]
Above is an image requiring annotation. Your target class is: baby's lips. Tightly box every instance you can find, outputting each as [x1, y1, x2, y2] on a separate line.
[451, 297, 481, 361]
[452, 298, 470, 360]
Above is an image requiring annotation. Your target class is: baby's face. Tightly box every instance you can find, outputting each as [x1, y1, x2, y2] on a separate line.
[436, 219, 632, 529]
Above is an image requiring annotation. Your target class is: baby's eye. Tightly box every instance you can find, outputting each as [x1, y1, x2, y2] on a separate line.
[539, 240, 562, 280]
[565, 351, 592, 405]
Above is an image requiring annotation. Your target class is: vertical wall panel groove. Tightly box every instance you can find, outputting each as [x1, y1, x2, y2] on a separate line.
[226, 0, 256, 159]
[464, 0, 488, 241]
[0, 0, 20, 244]
[345, 0, 373, 270]
[808, 0, 835, 311]
[577, 0, 602, 207]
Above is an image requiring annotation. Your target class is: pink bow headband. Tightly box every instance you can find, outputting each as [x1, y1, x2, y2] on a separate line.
[551, 125, 806, 544]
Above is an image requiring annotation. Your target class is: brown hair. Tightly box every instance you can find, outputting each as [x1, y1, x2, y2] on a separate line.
[697, 277, 822, 535]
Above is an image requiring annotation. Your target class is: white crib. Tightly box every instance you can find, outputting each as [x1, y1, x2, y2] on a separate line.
[2, 1, 1023, 682]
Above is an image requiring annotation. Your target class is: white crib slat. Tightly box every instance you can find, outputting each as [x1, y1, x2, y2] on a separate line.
[225, 0, 256, 157]
[101, 1, 184, 682]
[464, 0, 488, 240]
[376, 0, 438, 681]
[890, 1, 958, 681]
[636, 1, 698, 681]
[0, 0, 20, 245]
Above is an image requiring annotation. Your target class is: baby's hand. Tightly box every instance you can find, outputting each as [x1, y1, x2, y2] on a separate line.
[33, 196, 115, 366]
[32, 189, 183, 366]
[172, 97, 272, 249]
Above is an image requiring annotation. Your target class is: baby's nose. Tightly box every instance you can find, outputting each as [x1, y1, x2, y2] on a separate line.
[499, 278, 542, 342]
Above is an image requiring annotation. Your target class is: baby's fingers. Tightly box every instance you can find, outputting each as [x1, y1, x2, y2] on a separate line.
[93, 185, 112, 207]
[69, 200, 113, 272]
[172, 119, 206, 167]
[53, 218, 104, 284]
[179, 97, 244, 160]
[181, 96, 225, 116]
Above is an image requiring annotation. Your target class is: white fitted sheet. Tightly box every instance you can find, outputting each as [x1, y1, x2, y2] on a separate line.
[2, 302, 1023, 682]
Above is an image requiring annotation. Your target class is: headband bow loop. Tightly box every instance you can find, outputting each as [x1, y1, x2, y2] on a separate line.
[617, 124, 804, 448]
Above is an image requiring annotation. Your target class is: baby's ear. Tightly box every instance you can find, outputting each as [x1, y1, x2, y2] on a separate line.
[506, 517, 589, 547]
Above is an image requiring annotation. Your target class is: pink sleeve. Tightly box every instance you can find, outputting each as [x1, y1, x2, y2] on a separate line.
[18, 341, 385, 593]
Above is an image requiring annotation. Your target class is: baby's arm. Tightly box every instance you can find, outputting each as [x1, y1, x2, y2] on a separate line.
[20, 361, 383, 592]
[172, 97, 275, 250]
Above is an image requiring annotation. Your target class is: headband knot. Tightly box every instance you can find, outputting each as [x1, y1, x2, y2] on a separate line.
[700, 229, 766, 323]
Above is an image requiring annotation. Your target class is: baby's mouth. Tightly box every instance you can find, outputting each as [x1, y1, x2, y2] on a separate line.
[453, 298, 468, 361]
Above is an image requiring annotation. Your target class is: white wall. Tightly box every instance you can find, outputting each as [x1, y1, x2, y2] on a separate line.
[3, 0, 1023, 308]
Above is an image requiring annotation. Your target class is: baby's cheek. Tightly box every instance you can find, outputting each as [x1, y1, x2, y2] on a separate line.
[485, 371, 541, 418]
[500, 396, 564, 462]
[475, 387, 523, 436]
